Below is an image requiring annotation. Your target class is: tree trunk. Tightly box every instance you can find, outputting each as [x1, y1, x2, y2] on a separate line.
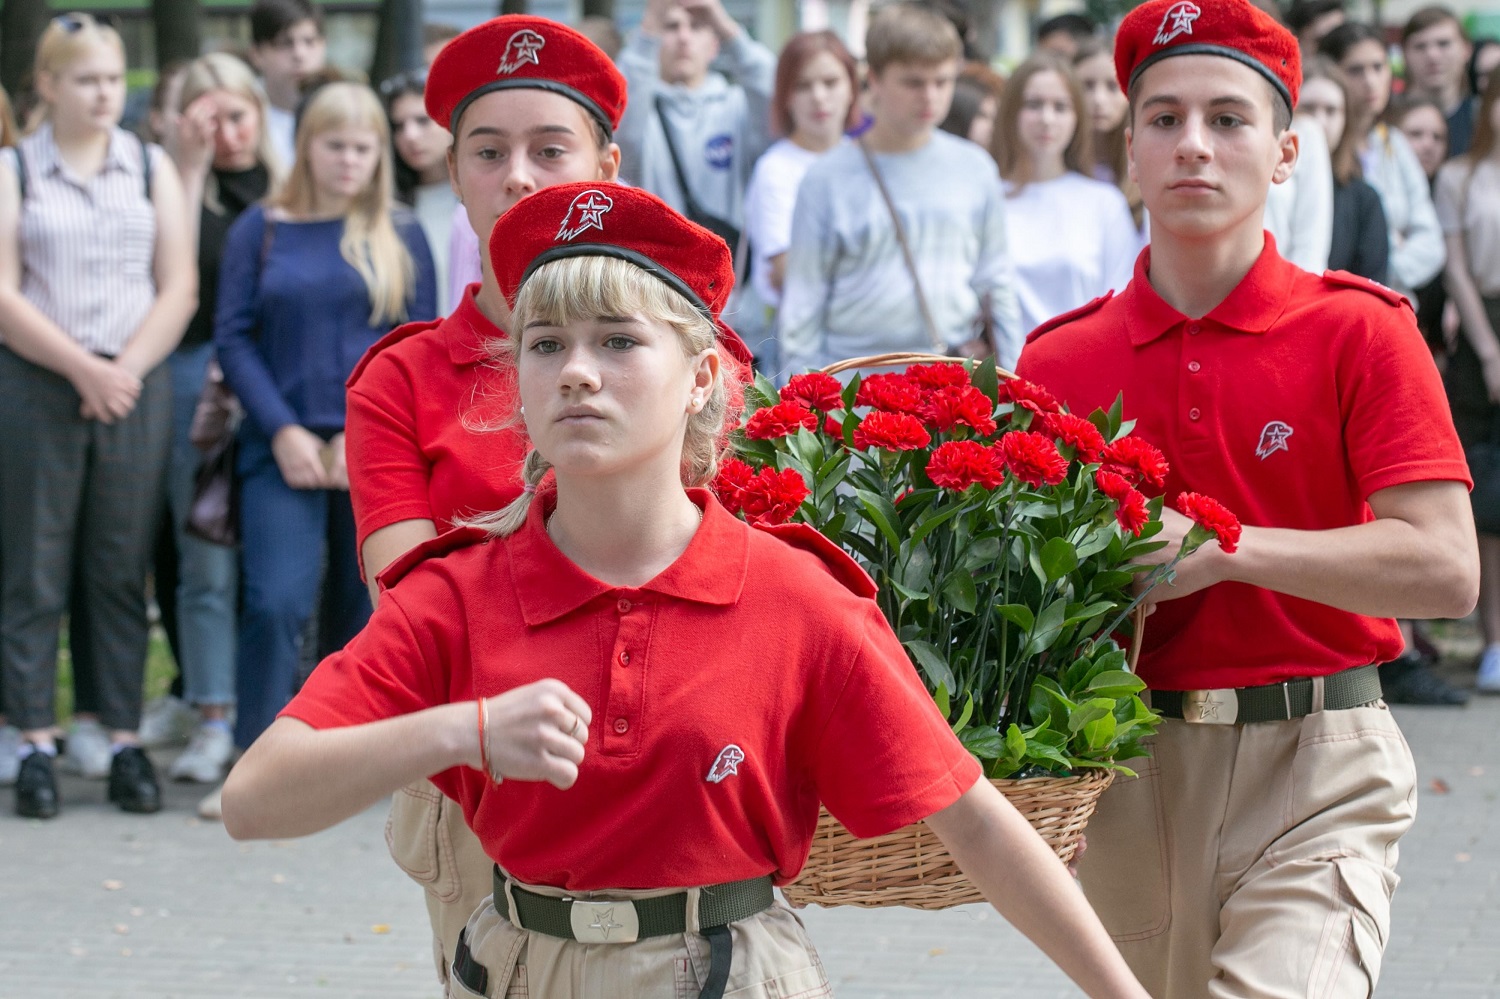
[0, 0, 52, 102]
[582, 0, 615, 20]
[153, 0, 203, 67]
[500, 0, 530, 16]
[370, 0, 425, 85]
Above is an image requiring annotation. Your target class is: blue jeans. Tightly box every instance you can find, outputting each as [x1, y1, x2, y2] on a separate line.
[233, 426, 370, 750]
[164, 343, 239, 706]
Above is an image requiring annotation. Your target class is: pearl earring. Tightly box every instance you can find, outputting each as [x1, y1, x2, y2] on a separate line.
[519, 405, 526, 416]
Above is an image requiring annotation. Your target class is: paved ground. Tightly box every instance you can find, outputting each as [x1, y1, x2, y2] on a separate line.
[1, 666, 1495, 998]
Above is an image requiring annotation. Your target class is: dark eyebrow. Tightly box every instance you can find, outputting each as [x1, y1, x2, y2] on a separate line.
[1140, 94, 1259, 112]
[462, 123, 578, 141]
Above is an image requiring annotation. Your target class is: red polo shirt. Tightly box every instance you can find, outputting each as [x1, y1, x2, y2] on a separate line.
[281, 489, 980, 891]
[345, 284, 526, 559]
[1017, 237, 1471, 690]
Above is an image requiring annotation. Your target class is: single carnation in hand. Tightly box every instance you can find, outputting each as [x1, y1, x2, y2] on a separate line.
[1113, 489, 1150, 536]
[739, 467, 810, 526]
[921, 385, 999, 436]
[780, 372, 845, 412]
[712, 458, 757, 514]
[927, 440, 1005, 491]
[1102, 436, 1170, 490]
[744, 401, 818, 440]
[854, 373, 925, 415]
[853, 411, 932, 452]
[905, 362, 971, 391]
[1044, 412, 1106, 462]
[997, 378, 1060, 415]
[1176, 491, 1242, 554]
[1000, 431, 1069, 487]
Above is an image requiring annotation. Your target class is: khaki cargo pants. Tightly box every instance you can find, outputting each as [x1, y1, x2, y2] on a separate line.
[449, 871, 833, 999]
[1078, 692, 1417, 998]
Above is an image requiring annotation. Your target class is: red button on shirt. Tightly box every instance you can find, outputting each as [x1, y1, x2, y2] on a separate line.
[617, 599, 632, 613]
[1188, 361, 1201, 373]
[346, 285, 527, 568]
[1018, 237, 1470, 690]
[281, 490, 979, 891]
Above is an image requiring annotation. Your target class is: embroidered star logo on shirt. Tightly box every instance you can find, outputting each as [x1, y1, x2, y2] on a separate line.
[497, 29, 545, 75]
[706, 744, 745, 784]
[587, 907, 625, 940]
[1153, 1, 1201, 45]
[556, 189, 614, 242]
[1256, 420, 1293, 460]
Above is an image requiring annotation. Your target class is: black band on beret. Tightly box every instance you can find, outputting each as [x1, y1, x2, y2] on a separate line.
[451, 78, 614, 138]
[1128, 43, 1293, 108]
[520, 244, 714, 321]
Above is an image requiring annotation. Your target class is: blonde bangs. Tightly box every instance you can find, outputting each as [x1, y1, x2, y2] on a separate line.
[512, 255, 710, 348]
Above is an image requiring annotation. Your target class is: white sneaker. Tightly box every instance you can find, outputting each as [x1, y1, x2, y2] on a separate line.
[1478, 644, 1500, 694]
[138, 695, 198, 748]
[0, 726, 21, 786]
[197, 783, 224, 820]
[61, 718, 112, 779]
[169, 724, 234, 783]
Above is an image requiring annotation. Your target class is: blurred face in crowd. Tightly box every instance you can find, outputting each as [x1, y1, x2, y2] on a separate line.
[1017, 69, 1077, 167]
[307, 123, 381, 206]
[148, 68, 186, 145]
[788, 50, 854, 147]
[390, 92, 450, 183]
[1475, 44, 1500, 97]
[1127, 56, 1297, 242]
[206, 89, 264, 171]
[40, 42, 126, 133]
[1037, 30, 1080, 60]
[968, 95, 998, 148]
[1337, 39, 1393, 125]
[1297, 11, 1346, 57]
[1403, 19, 1470, 98]
[659, 5, 720, 88]
[448, 89, 620, 253]
[252, 20, 326, 90]
[868, 59, 959, 140]
[1298, 77, 1347, 152]
[1075, 50, 1127, 135]
[1396, 103, 1449, 178]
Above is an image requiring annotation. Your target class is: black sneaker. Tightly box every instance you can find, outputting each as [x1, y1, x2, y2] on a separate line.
[15, 750, 59, 819]
[107, 746, 162, 814]
[1380, 657, 1471, 706]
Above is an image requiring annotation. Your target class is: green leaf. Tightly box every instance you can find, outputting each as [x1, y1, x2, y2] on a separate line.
[960, 726, 1004, 759]
[906, 640, 956, 693]
[994, 603, 1036, 631]
[974, 357, 1000, 404]
[1039, 537, 1079, 581]
[751, 371, 781, 409]
[1087, 670, 1147, 697]
[1004, 723, 1028, 762]
[934, 682, 951, 719]
[887, 579, 931, 601]
[854, 488, 903, 551]
[1082, 712, 1117, 752]
[941, 571, 978, 614]
[910, 501, 967, 545]
[1067, 698, 1113, 734]
[952, 694, 975, 732]
[1024, 598, 1068, 657]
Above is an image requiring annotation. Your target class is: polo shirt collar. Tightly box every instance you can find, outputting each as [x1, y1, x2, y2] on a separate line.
[1125, 233, 1297, 346]
[445, 283, 503, 367]
[509, 487, 749, 625]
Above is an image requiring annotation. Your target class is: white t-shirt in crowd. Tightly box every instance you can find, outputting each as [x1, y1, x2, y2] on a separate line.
[1002, 171, 1140, 337]
[266, 104, 296, 170]
[413, 182, 458, 314]
[744, 138, 822, 308]
[1435, 157, 1500, 298]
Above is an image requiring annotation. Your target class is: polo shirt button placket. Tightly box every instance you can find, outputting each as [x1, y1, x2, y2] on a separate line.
[1188, 323, 1202, 336]
[1188, 360, 1201, 373]
[614, 718, 629, 734]
[1189, 407, 1202, 421]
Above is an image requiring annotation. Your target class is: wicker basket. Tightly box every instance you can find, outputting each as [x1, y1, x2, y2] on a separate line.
[778, 351, 1140, 910]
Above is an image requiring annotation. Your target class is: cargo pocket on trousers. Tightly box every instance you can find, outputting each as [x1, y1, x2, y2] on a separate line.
[448, 920, 528, 999]
[679, 904, 832, 999]
[387, 780, 460, 901]
[1076, 755, 1170, 942]
[1312, 856, 1397, 998]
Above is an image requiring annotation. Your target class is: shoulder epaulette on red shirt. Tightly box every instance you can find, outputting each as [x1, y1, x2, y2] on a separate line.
[753, 522, 878, 599]
[346, 316, 444, 390]
[376, 526, 490, 592]
[1024, 292, 1114, 345]
[1320, 270, 1411, 310]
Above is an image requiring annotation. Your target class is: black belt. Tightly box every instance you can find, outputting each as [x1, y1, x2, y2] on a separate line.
[456, 867, 774, 999]
[1153, 663, 1382, 724]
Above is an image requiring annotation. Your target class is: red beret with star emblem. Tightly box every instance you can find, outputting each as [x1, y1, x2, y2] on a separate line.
[1115, 0, 1301, 110]
[489, 182, 753, 366]
[426, 15, 627, 136]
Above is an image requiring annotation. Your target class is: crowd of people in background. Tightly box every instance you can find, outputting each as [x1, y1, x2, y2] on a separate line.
[0, 0, 1498, 824]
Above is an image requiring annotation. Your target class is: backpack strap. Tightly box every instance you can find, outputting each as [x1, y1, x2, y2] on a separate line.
[134, 132, 153, 201]
[4, 145, 28, 203]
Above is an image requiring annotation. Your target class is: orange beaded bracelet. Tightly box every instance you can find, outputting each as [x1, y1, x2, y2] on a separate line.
[477, 698, 492, 781]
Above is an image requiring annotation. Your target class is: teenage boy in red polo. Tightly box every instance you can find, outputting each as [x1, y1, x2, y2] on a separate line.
[1018, 1, 1479, 996]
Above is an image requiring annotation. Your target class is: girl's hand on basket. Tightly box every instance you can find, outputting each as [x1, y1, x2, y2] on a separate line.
[272, 425, 330, 490]
[1066, 835, 1087, 879]
[484, 679, 593, 789]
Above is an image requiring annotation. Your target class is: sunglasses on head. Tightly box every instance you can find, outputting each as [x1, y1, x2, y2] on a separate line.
[378, 69, 427, 99]
[53, 12, 120, 33]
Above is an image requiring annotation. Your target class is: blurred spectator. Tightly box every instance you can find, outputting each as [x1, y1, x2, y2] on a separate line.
[146, 60, 190, 150]
[1402, 6, 1476, 156]
[995, 54, 1135, 337]
[1072, 41, 1141, 230]
[1035, 12, 1096, 59]
[940, 65, 1004, 151]
[1471, 38, 1500, 100]
[0, 81, 16, 786]
[1286, 0, 1346, 57]
[617, 0, 774, 239]
[742, 31, 858, 370]
[1300, 56, 1390, 282]
[1389, 95, 1455, 354]
[0, 13, 198, 817]
[778, 3, 1019, 373]
[380, 69, 455, 312]
[248, 0, 328, 166]
[577, 16, 625, 62]
[1434, 70, 1500, 692]
[0, 83, 16, 148]
[422, 23, 460, 67]
[213, 82, 436, 814]
[1264, 112, 1335, 274]
[1323, 22, 1447, 300]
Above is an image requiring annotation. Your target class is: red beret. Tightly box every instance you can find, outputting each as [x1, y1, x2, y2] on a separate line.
[490, 183, 753, 366]
[1115, 0, 1301, 111]
[425, 16, 627, 136]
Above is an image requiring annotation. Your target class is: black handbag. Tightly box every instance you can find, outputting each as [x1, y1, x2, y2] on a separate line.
[653, 96, 742, 253]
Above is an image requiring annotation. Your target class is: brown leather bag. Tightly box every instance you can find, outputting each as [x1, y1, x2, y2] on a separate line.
[185, 362, 243, 547]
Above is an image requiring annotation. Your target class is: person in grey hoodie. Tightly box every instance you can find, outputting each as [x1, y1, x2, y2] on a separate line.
[616, 0, 775, 236]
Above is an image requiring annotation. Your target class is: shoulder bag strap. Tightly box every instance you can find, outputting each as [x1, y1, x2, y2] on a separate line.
[654, 95, 708, 220]
[857, 138, 943, 352]
[5, 145, 27, 203]
[134, 132, 154, 200]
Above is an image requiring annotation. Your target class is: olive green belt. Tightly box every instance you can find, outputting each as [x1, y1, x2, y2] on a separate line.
[1154, 663, 1383, 724]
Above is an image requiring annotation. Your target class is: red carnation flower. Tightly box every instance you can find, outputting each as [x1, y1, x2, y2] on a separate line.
[905, 362, 971, 391]
[997, 378, 1060, 415]
[744, 401, 818, 440]
[1000, 431, 1069, 487]
[1044, 412, 1106, 462]
[1102, 436, 1170, 490]
[712, 458, 757, 515]
[922, 385, 998, 436]
[927, 440, 1004, 491]
[823, 415, 844, 438]
[854, 373, 925, 415]
[1176, 492, 1242, 554]
[780, 372, 844, 412]
[853, 411, 932, 451]
[1093, 468, 1133, 501]
[738, 467, 810, 526]
[1096, 470, 1149, 536]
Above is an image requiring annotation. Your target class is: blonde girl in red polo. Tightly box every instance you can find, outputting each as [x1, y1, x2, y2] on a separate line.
[222, 183, 1148, 999]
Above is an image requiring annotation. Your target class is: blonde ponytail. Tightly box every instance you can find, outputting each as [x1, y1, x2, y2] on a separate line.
[460, 450, 552, 537]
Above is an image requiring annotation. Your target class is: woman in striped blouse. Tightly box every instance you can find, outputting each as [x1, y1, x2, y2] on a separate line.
[0, 12, 198, 819]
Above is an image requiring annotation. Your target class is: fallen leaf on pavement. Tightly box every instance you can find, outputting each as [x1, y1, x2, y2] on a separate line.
[102, 880, 123, 891]
[1429, 778, 1450, 794]
[371, 924, 391, 934]
[113, 924, 129, 935]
